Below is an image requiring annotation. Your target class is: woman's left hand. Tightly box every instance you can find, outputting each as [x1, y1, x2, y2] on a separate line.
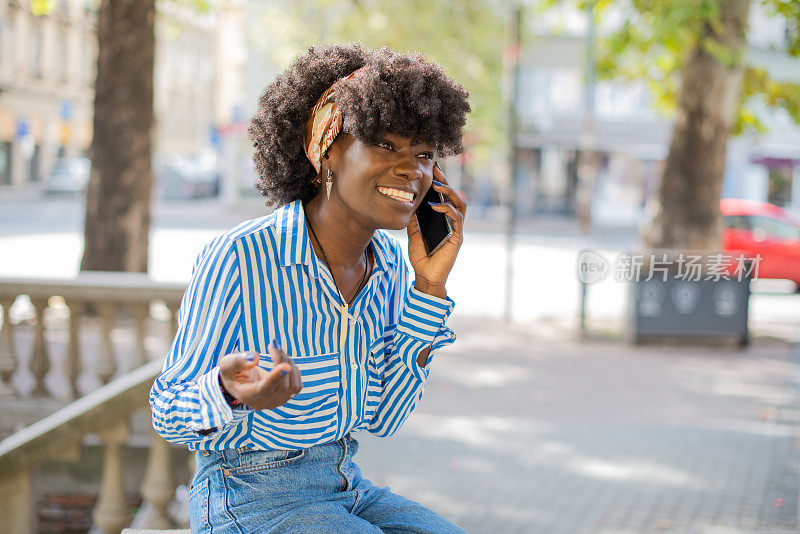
[407, 163, 467, 296]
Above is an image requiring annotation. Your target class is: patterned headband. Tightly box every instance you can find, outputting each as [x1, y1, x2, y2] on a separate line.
[304, 67, 366, 174]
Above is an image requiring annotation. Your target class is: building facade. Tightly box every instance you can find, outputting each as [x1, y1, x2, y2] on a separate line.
[0, 0, 234, 190]
[515, 1, 800, 223]
[0, 0, 95, 187]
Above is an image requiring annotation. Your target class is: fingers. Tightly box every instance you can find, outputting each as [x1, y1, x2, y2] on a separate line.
[429, 200, 464, 237]
[268, 339, 291, 389]
[289, 359, 302, 397]
[431, 180, 467, 214]
[267, 339, 302, 401]
[433, 162, 448, 184]
[431, 164, 467, 218]
[220, 351, 259, 382]
[406, 212, 421, 239]
[259, 364, 293, 401]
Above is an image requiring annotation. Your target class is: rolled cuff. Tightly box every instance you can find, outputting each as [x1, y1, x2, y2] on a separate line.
[396, 284, 457, 380]
[397, 285, 455, 342]
[193, 366, 250, 433]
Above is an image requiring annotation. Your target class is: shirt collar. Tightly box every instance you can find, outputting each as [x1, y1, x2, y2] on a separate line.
[275, 199, 396, 276]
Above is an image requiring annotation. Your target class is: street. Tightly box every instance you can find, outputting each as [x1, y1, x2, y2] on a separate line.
[1, 192, 798, 342]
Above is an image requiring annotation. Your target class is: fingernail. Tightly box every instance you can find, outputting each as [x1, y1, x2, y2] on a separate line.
[271, 338, 281, 351]
[280, 369, 288, 376]
[244, 352, 256, 362]
[432, 179, 443, 186]
[428, 201, 440, 207]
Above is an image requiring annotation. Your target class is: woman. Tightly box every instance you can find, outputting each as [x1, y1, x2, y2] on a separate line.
[150, 43, 470, 533]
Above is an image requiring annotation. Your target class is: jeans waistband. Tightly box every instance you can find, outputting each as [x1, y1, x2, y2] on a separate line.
[197, 432, 357, 462]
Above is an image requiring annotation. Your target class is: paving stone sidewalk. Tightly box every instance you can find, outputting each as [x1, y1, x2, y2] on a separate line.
[351, 316, 800, 534]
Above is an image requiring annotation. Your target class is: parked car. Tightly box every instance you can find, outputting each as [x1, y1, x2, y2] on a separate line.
[44, 157, 90, 195]
[721, 198, 800, 289]
[154, 154, 220, 200]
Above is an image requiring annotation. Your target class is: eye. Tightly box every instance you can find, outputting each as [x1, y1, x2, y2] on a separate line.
[417, 152, 434, 160]
[376, 141, 394, 151]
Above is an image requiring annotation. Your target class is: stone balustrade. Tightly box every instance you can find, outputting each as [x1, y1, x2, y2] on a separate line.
[0, 272, 184, 415]
[0, 273, 192, 533]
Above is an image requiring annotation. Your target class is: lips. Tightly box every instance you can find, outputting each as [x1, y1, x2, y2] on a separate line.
[377, 186, 415, 203]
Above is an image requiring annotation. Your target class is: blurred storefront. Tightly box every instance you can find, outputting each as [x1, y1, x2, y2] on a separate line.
[514, 1, 800, 224]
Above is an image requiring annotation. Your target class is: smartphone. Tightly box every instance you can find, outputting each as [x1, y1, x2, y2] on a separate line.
[415, 164, 453, 256]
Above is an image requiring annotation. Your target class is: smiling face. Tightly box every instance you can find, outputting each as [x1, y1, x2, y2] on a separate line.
[324, 132, 435, 231]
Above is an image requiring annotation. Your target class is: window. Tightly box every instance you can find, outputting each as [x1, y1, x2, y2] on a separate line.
[83, 37, 95, 85]
[29, 144, 40, 183]
[724, 215, 750, 231]
[749, 215, 800, 241]
[550, 69, 581, 114]
[29, 22, 42, 78]
[0, 17, 12, 76]
[57, 26, 68, 82]
[0, 142, 11, 185]
[767, 165, 792, 207]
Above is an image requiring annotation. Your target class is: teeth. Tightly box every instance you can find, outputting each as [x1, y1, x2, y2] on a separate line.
[378, 187, 414, 202]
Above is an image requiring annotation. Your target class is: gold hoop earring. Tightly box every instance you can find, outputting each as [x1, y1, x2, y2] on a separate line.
[326, 168, 332, 200]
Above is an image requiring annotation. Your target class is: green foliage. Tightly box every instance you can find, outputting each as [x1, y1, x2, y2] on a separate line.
[167, 0, 210, 14]
[594, 0, 719, 115]
[736, 66, 800, 133]
[249, 0, 507, 163]
[29, 0, 55, 16]
[763, 0, 800, 55]
[591, 0, 800, 132]
[30, 0, 210, 17]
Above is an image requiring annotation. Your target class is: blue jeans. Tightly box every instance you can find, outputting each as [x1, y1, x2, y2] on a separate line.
[189, 433, 468, 533]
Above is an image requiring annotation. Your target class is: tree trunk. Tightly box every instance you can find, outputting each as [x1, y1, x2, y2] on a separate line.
[643, 0, 750, 251]
[81, 0, 155, 273]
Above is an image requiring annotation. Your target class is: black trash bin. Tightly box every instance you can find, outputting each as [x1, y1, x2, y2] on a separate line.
[626, 250, 754, 346]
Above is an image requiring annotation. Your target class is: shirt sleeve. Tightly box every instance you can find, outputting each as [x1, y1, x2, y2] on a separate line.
[367, 241, 456, 437]
[149, 236, 250, 446]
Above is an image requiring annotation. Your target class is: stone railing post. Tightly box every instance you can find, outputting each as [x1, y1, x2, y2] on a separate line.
[140, 426, 177, 529]
[30, 297, 51, 396]
[65, 298, 84, 400]
[96, 303, 118, 385]
[93, 419, 132, 534]
[0, 467, 33, 533]
[0, 297, 17, 396]
[131, 304, 150, 368]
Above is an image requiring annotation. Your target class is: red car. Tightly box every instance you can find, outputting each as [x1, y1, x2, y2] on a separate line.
[721, 198, 800, 289]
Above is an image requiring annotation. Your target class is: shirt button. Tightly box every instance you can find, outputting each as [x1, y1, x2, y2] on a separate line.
[351, 363, 358, 370]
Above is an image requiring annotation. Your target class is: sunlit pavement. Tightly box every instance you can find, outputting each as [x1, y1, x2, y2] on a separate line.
[2, 193, 800, 532]
[353, 316, 800, 533]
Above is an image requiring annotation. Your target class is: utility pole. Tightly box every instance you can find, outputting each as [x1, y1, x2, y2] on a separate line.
[578, 1, 597, 337]
[504, 5, 522, 322]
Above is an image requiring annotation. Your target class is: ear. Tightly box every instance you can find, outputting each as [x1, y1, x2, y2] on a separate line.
[323, 132, 352, 174]
[322, 143, 336, 173]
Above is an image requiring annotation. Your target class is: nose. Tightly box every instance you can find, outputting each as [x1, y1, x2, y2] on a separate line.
[392, 153, 424, 182]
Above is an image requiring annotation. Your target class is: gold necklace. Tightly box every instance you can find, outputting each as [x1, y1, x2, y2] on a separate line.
[306, 215, 370, 353]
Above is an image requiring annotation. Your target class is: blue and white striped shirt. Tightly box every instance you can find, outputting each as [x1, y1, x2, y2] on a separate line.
[150, 199, 456, 451]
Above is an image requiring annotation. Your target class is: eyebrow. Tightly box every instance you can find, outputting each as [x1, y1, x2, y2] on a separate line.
[382, 136, 433, 150]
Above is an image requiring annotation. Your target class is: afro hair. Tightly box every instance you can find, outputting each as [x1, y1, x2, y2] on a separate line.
[247, 43, 471, 207]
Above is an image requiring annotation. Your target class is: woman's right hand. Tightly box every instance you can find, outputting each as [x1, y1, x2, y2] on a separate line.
[218, 341, 302, 410]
